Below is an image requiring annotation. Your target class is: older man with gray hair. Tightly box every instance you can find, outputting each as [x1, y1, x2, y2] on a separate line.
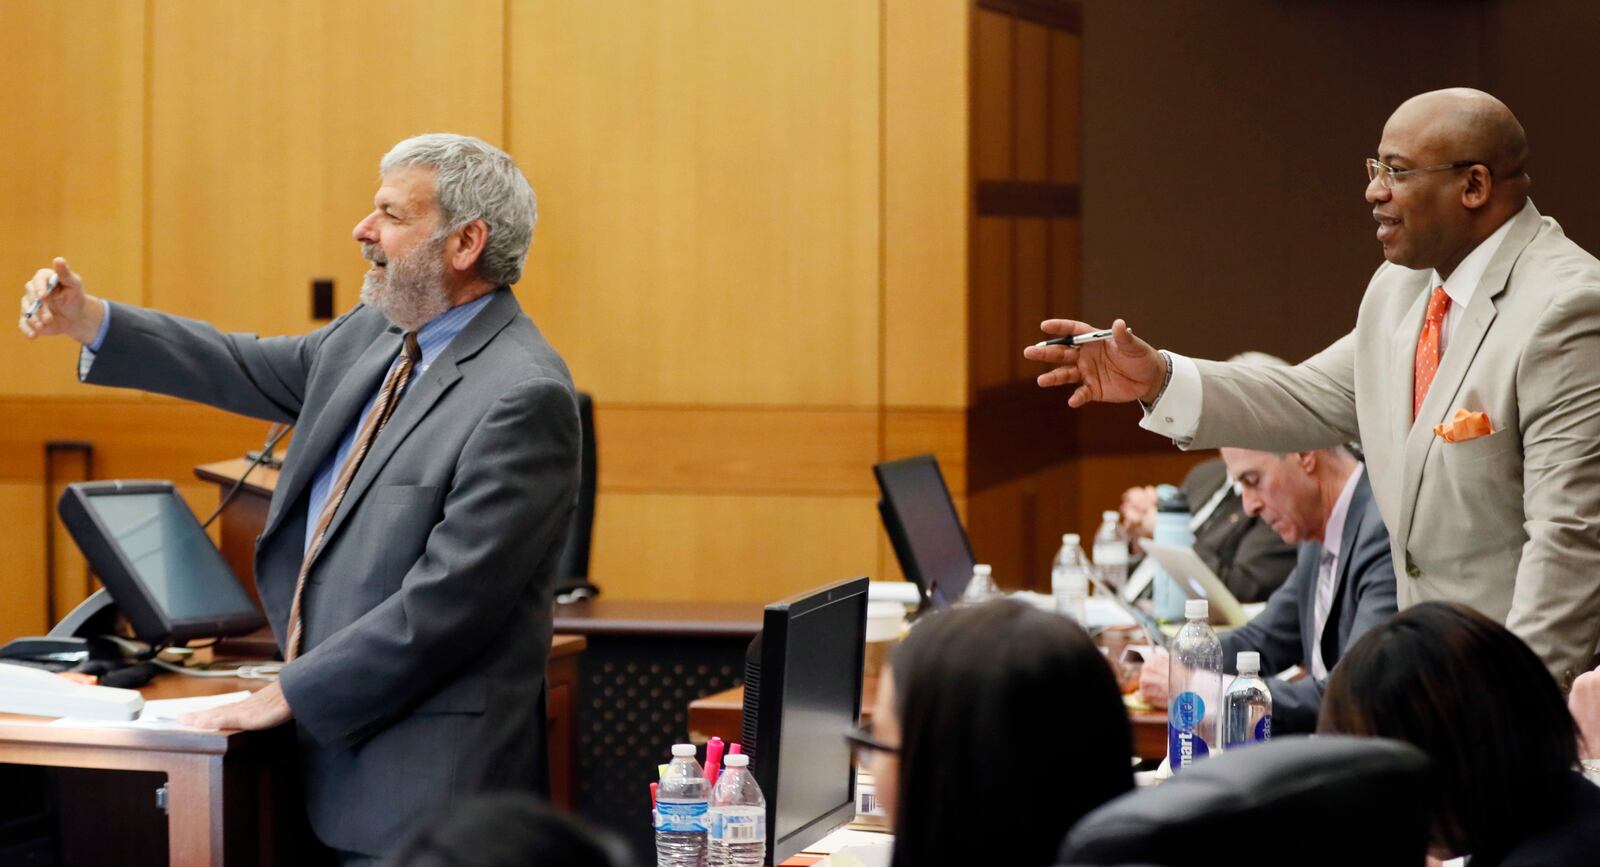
[20, 133, 579, 864]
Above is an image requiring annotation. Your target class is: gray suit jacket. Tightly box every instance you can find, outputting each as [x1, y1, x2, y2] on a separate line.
[1176, 202, 1600, 682]
[83, 289, 579, 856]
[1219, 472, 1396, 733]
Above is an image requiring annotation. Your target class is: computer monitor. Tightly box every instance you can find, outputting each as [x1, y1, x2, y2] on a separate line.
[57, 480, 266, 646]
[740, 576, 869, 864]
[874, 454, 975, 608]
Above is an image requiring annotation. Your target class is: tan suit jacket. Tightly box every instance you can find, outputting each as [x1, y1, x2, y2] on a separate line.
[1176, 202, 1600, 681]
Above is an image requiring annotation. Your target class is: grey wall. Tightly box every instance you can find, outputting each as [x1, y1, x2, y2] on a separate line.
[1081, 0, 1600, 362]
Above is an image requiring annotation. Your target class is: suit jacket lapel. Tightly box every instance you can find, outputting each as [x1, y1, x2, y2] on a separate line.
[1321, 474, 1371, 667]
[1396, 204, 1541, 545]
[316, 289, 520, 552]
[265, 330, 403, 540]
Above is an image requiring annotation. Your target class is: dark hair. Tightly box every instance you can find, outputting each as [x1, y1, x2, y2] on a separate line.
[386, 792, 633, 867]
[887, 598, 1133, 867]
[1317, 601, 1578, 859]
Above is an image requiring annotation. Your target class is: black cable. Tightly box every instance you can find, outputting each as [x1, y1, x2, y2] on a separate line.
[200, 424, 294, 530]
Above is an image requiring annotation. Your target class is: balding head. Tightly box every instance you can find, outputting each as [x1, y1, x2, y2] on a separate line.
[1367, 89, 1531, 276]
[1389, 88, 1529, 187]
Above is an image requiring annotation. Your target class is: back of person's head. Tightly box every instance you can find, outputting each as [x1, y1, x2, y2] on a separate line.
[889, 598, 1132, 867]
[385, 792, 633, 867]
[1317, 601, 1578, 860]
[380, 133, 538, 286]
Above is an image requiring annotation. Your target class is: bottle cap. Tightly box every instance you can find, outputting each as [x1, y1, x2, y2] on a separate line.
[1185, 599, 1209, 620]
[973, 564, 992, 576]
[724, 754, 750, 768]
[1102, 510, 1119, 522]
[1061, 533, 1080, 545]
[672, 744, 697, 757]
[1237, 651, 1260, 674]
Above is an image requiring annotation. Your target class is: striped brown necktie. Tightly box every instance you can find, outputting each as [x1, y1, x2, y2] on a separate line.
[284, 332, 421, 661]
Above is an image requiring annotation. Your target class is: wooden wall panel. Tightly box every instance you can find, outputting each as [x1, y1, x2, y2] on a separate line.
[966, 460, 1076, 592]
[0, 0, 146, 398]
[1013, 21, 1051, 182]
[147, 0, 504, 336]
[589, 493, 881, 603]
[1049, 30, 1082, 184]
[971, 217, 1013, 392]
[0, 483, 50, 641]
[884, 0, 969, 409]
[972, 10, 1014, 181]
[1012, 218, 1048, 383]
[508, 0, 880, 407]
[1071, 450, 1212, 541]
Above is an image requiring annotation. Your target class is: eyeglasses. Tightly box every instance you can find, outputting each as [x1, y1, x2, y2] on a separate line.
[1366, 158, 1484, 189]
[845, 724, 899, 764]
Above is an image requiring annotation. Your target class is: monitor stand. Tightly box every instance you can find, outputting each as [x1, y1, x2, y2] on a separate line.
[0, 589, 124, 667]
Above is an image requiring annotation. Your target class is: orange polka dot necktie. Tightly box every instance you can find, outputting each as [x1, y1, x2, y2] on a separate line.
[1413, 286, 1450, 421]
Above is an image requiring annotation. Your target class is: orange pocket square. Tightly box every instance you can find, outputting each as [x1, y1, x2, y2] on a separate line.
[1433, 409, 1494, 443]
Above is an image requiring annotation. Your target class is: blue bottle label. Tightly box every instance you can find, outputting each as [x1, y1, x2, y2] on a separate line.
[1256, 714, 1272, 742]
[654, 800, 708, 833]
[1169, 691, 1210, 769]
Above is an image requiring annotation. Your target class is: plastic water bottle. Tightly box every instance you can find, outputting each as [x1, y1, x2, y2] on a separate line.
[1052, 534, 1090, 627]
[655, 743, 708, 866]
[1092, 510, 1130, 594]
[1153, 485, 1193, 621]
[1168, 599, 1222, 772]
[1222, 651, 1273, 749]
[707, 753, 766, 867]
[962, 563, 1000, 602]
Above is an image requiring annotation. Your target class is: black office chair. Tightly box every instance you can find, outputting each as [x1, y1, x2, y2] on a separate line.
[555, 391, 599, 602]
[1058, 736, 1431, 867]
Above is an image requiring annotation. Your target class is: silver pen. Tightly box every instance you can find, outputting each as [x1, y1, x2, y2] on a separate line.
[24, 273, 59, 321]
[1037, 328, 1114, 348]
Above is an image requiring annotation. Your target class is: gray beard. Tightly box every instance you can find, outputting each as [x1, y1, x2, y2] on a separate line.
[360, 239, 452, 330]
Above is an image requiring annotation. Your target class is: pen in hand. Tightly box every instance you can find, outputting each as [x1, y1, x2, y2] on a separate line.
[24, 273, 59, 321]
[1036, 328, 1114, 348]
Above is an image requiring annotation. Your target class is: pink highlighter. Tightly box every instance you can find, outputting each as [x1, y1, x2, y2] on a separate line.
[705, 737, 726, 787]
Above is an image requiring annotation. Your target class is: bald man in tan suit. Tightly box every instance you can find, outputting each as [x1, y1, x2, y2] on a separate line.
[1026, 89, 1600, 684]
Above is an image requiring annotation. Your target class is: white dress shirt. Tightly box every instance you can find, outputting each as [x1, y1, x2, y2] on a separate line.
[1139, 203, 1526, 440]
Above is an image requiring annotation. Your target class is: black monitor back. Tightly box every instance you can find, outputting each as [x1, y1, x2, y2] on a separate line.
[740, 576, 869, 864]
[874, 454, 975, 608]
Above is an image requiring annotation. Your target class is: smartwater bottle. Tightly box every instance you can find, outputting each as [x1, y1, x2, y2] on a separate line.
[707, 753, 766, 867]
[655, 743, 708, 867]
[1153, 485, 1193, 621]
[1092, 510, 1130, 594]
[1051, 534, 1091, 627]
[1222, 651, 1272, 749]
[1168, 599, 1222, 771]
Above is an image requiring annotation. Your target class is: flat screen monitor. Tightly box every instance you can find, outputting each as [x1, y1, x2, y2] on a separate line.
[58, 481, 266, 646]
[740, 576, 869, 864]
[874, 454, 975, 608]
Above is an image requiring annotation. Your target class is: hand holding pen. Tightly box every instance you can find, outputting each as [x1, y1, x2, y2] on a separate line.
[1021, 318, 1167, 408]
[18, 257, 107, 345]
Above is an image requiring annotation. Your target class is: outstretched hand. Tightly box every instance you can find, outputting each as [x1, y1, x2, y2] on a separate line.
[1022, 318, 1167, 407]
[18, 257, 105, 345]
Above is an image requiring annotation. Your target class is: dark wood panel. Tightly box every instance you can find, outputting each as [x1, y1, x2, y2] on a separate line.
[976, 180, 1080, 217]
[976, 0, 1082, 34]
[554, 599, 764, 639]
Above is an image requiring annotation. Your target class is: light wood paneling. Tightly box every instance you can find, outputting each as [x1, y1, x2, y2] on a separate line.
[509, 0, 880, 407]
[147, 0, 503, 336]
[596, 405, 879, 496]
[589, 493, 881, 603]
[882, 409, 967, 493]
[0, 398, 265, 484]
[0, 483, 50, 641]
[884, 0, 969, 409]
[0, 0, 146, 397]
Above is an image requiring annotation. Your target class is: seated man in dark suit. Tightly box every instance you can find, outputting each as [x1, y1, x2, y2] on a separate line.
[1138, 444, 1397, 733]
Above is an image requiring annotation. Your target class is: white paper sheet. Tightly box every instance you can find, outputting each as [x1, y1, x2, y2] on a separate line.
[48, 690, 250, 729]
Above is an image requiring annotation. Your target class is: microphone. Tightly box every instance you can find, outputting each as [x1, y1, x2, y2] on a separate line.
[246, 423, 291, 469]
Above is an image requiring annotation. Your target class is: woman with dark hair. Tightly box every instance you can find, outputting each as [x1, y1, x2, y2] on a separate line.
[1318, 601, 1600, 866]
[851, 598, 1133, 867]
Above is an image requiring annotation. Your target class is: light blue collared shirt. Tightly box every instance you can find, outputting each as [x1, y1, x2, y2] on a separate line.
[304, 294, 493, 554]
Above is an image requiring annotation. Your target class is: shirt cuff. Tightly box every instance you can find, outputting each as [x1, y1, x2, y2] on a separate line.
[1138, 351, 1202, 440]
[77, 301, 113, 380]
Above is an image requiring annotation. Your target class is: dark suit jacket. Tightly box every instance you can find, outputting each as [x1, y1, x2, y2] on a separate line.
[1220, 471, 1396, 734]
[1475, 772, 1600, 866]
[1182, 458, 1297, 603]
[83, 289, 579, 856]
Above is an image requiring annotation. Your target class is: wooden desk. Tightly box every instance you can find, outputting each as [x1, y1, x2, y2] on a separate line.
[688, 683, 1169, 761]
[0, 635, 585, 866]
